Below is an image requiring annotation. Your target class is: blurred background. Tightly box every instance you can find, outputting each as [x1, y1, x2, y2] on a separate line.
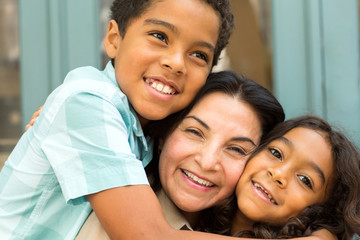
[0, 0, 359, 170]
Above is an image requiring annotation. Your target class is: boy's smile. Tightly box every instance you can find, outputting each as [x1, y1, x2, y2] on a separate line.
[104, 0, 220, 126]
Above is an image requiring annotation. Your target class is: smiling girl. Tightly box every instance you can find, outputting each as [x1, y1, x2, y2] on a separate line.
[199, 116, 360, 239]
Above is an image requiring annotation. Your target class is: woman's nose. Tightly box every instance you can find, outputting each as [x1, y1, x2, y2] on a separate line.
[195, 147, 221, 171]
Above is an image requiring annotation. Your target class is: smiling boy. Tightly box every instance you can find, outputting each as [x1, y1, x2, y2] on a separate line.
[0, 0, 234, 239]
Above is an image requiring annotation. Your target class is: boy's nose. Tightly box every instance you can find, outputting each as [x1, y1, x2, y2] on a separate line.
[160, 51, 186, 75]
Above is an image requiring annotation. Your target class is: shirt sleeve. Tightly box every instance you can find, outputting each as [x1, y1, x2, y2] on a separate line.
[41, 91, 149, 205]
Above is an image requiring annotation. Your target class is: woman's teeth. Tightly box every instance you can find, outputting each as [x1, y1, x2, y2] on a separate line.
[253, 182, 278, 205]
[182, 169, 214, 187]
[146, 79, 176, 95]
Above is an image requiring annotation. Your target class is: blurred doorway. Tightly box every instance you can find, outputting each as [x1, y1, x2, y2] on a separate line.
[0, 0, 21, 168]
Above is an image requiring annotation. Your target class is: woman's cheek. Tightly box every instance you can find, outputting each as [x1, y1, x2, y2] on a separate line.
[225, 159, 248, 192]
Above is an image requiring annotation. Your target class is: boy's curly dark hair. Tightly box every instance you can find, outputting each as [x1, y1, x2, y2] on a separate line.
[109, 0, 234, 67]
[196, 115, 360, 239]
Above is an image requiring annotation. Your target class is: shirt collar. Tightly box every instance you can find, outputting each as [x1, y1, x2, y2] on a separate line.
[103, 61, 152, 166]
[156, 189, 193, 231]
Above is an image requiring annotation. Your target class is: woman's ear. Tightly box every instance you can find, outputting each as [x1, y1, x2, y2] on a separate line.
[158, 138, 164, 154]
[104, 20, 121, 59]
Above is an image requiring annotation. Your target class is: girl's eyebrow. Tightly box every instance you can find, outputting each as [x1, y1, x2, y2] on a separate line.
[184, 116, 256, 146]
[144, 18, 215, 53]
[278, 136, 326, 185]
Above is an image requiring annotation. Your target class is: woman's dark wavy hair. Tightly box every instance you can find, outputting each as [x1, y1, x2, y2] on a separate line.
[145, 70, 284, 192]
[196, 115, 360, 239]
[109, 0, 234, 66]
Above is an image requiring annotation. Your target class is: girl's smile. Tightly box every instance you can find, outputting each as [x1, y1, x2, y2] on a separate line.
[235, 127, 334, 226]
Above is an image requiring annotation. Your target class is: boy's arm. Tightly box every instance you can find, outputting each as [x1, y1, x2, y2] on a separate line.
[307, 229, 338, 240]
[88, 185, 338, 240]
[88, 185, 237, 240]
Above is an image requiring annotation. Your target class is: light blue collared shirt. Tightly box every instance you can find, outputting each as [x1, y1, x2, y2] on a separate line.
[0, 62, 152, 239]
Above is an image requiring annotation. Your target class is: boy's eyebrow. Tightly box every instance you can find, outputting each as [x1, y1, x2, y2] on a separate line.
[278, 136, 326, 185]
[144, 18, 215, 52]
[145, 18, 177, 33]
[185, 116, 256, 146]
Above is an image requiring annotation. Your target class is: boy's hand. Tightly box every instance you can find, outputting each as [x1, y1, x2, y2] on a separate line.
[25, 106, 43, 131]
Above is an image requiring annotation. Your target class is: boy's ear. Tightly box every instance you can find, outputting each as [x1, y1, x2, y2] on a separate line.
[104, 20, 121, 59]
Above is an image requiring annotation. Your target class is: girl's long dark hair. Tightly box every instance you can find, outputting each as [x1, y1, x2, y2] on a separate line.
[196, 115, 360, 239]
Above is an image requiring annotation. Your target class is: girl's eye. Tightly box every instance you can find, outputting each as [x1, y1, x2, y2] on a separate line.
[150, 32, 167, 43]
[185, 128, 203, 138]
[269, 147, 282, 160]
[191, 52, 209, 63]
[299, 175, 313, 189]
[228, 146, 246, 156]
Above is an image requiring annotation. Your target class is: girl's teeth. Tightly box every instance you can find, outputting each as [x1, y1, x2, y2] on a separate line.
[253, 182, 277, 205]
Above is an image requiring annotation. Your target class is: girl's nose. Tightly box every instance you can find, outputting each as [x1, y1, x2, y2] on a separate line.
[267, 166, 288, 188]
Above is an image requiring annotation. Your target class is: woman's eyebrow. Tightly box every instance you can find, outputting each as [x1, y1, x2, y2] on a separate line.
[231, 137, 256, 147]
[184, 116, 209, 130]
[278, 136, 326, 184]
[184, 116, 256, 147]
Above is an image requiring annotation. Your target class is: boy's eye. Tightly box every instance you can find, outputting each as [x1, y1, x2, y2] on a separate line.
[299, 175, 313, 189]
[191, 52, 209, 63]
[269, 147, 282, 160]
[150, 32, 167, 43]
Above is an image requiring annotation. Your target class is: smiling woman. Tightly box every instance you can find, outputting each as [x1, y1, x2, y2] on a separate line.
[158, 91, 262, 223]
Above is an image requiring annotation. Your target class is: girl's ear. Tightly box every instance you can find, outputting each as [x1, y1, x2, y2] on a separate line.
[104, 20, 121, 59]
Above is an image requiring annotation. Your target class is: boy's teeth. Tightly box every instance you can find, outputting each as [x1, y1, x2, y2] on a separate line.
[182, 170, 214, 187]
[146, 79, 176, 95]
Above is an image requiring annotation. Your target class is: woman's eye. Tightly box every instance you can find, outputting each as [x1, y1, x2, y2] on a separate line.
[150, 32, 167, 43]
[228, 146, 246, 156]
[269, 147, 282, 160]
[185, 128, 202, 138]
[299, 175, 313, 189]
[191, 52, 208, 63]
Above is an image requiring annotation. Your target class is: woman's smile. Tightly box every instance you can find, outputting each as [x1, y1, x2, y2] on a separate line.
[181, 169, 215, 188]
